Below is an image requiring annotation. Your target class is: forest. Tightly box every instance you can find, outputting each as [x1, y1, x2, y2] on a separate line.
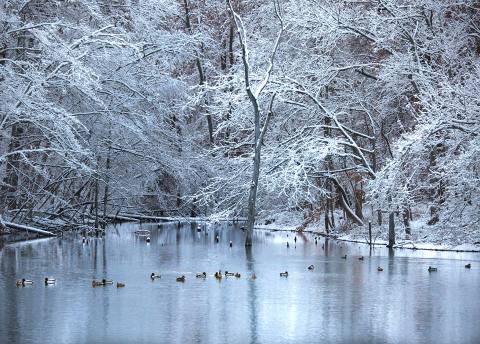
[1, 0, 479, 247]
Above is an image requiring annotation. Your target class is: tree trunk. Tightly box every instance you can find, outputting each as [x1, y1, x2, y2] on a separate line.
[388, 211, 395, 247]
[245, 105, 262, 246]
[330, 177, 364, 226]
[94, 172, 99, 231]
[183, 0, 214, 144]
[354, 186, 364, 220]
[1, 124, 23, 210]
[102, 144, 111, 228]
[403, 208, 411, 235]
[377, 209, 382, 225]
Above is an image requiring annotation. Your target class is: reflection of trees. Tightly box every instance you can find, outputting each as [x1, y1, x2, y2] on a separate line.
[245, 246, 259, 344]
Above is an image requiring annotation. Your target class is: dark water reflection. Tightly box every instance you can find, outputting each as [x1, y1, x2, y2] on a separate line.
[0, 222, 479, 344]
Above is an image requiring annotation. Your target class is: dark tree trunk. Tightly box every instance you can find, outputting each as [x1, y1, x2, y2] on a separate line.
[1, 124, 24, 210]
[388, 212, 395, 247]
[377, 209, 382, 225]
[403, 208, 411, 235]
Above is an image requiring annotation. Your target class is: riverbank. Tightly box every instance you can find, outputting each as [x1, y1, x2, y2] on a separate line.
[2, 210, 479, 253]
[255, 210, 480, 253]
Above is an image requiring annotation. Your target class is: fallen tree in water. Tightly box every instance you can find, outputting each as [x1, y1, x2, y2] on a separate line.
[1, 221, 56, 237]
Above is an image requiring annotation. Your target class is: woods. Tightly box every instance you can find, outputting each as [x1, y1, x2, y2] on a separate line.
[1, 0, 479, 246]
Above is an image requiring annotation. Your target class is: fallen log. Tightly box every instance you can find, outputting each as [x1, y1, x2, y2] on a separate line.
[120, 213, 247, 223]
[104, 214, 140, 223]
[2, 221, 56, 237]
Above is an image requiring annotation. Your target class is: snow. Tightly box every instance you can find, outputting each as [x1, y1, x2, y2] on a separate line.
[255, 210, 480, 252]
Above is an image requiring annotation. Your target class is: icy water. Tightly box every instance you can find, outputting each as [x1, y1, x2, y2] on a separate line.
[0, 222, 479, 344]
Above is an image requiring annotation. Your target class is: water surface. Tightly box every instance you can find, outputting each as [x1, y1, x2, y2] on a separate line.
[0, 222, 479, 344]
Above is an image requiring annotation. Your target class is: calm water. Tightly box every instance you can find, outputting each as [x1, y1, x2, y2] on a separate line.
[0, 222, 479, 344]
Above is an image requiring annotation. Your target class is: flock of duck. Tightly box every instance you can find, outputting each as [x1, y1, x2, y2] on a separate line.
[15, 227, 474, 288]
[16, 257, 470, 288]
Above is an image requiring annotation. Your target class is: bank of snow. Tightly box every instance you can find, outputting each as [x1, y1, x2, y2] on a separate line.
[254, 210, 480, 252]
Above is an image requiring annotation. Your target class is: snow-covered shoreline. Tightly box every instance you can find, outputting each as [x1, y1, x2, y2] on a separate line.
[254, 211, 480, 253]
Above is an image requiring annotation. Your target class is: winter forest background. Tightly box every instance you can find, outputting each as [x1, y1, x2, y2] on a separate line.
[1, 0, 479, 246]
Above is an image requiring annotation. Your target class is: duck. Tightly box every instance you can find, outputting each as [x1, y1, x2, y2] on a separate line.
[20, 278, 33, 286]
[465, 263, 471, 269]
[280, 271, 288, 277]
[150, 273, 161, 280]
[251, 273, 257, 280]
[341, 255, 347, 259]
[229, 241, 233, 247]
[16, 279, 32, 287]
[428, 266, 437, 272]
[44, 277, 56, 285]
[176, 275, 186, 282]
[358, 256, 364, 261]
[235, 272, 241, 278]
[116, 282, 125, 288]
[92, 280, 103, 287]
[196, 272, 207, 278]
[307, 265, 314, 270]
[225, 271, 235, 277]
[214, 271, 222, 280]
[377, 267, 384, 272]
[102, 279, 113, 285]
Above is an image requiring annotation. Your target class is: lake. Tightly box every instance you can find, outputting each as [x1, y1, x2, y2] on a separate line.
[0, 222, 479, 344]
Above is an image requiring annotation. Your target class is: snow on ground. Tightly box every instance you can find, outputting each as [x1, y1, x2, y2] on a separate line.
[254, 210, 480, 252]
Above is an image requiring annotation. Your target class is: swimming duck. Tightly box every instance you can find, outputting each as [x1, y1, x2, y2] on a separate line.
[44, 278, 56, 285]
[116, 282, 125, 288]
[214, 271, 222, 280]
[341, 255, 347, 259]
[229, 241, 233, 247]
[150, 273, 161, 280]
[21, 279, 33, 285]
[465, 263, 471, 269]
[16, 279, 32, 287]
[235, 272, 241, 278]
[307, 265, 314, 270]
[428, 266, 437, 272]
[377, 267, 384, 272]
[196, 272, 207, 278]
[92, 280, 103, 287]
[280, 271, 288, 277]
[102, 279, 113, 285]
[358, 256, 364, 261]
[225, 271, 235, 277]
[176, 275, 186, 282]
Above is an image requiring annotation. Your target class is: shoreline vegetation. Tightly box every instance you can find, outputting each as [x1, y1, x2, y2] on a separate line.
[2, 211, 479, 253]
